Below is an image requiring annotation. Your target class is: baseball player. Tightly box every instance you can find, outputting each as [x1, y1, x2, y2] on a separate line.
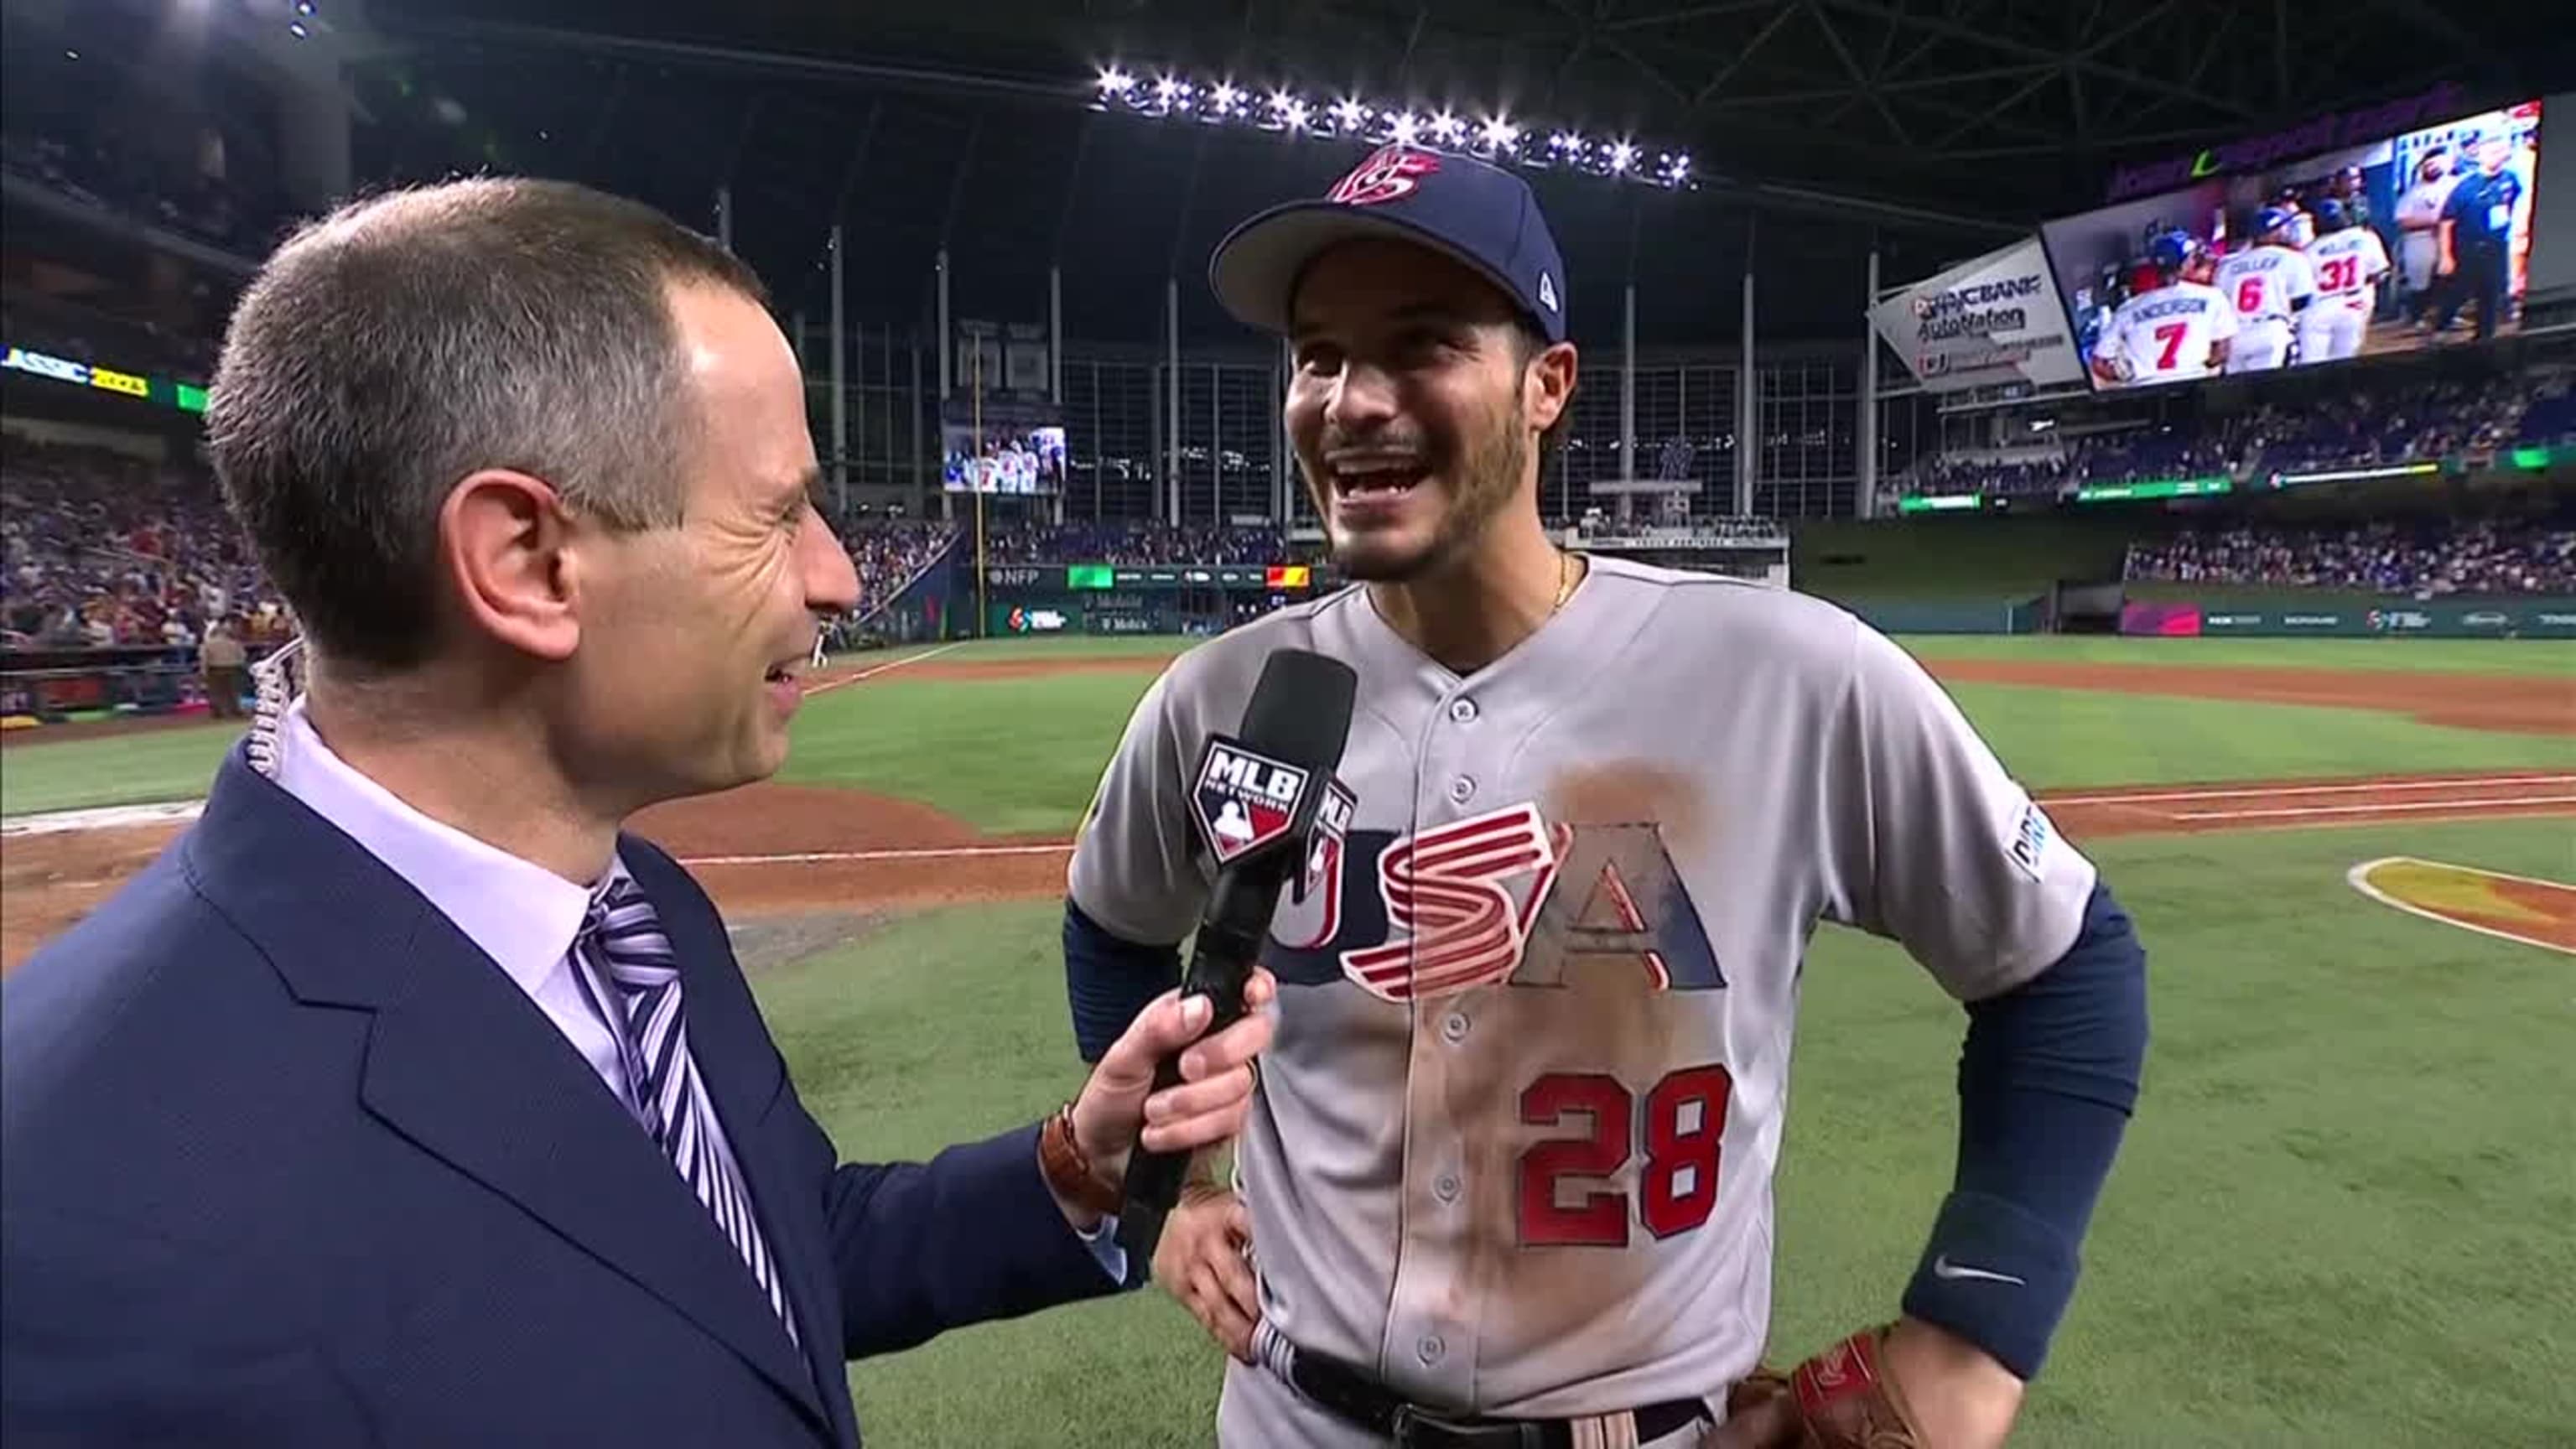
[2213, 207, 2317, 372]
[2088, 231, 2236, 387]
[1062, 142, 2150, 1448]
[2299, 197, 2392, 364]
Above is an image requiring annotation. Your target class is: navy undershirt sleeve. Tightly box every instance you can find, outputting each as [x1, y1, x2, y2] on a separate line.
[1063, 899, 1182, 1063]
[1900, 880, 2149, 1380]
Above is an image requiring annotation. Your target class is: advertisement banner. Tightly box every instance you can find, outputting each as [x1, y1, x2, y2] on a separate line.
[1870, 237, 2084, 392]
[2121, 597, 2575, 637]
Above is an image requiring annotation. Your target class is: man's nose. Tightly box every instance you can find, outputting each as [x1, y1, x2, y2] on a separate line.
[802, 509, 860, 615]
[1322, 360, 1400, 434]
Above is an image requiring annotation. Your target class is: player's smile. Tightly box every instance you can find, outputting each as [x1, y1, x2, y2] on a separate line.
[1323, 449, 1436, 522]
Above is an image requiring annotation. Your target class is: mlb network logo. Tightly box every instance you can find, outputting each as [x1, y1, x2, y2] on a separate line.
[1192, 740, 1311, 865]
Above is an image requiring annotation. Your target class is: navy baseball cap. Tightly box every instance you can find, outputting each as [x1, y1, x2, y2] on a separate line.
[1209, 143, 1569, 344]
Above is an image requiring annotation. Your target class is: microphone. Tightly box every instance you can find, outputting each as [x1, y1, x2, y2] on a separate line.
[1115, 647, 1358, 1262]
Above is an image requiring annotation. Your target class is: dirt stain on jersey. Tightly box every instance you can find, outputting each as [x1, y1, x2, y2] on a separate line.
[1543, 761, 1710, 855]
[1440, 935, 1706, 1384]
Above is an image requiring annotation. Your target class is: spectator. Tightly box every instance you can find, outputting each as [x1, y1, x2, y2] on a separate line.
[198, 616, 246, 718]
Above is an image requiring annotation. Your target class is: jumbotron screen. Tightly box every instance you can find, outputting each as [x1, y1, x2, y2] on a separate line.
[941, 423, 1067, 495]
[2044, 98, 2542, 392]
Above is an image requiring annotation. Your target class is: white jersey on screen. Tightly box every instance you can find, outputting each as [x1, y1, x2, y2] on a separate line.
[2096, 282, 2237, 385]
[2215, 246, 2316, 371]
[2300, 228, 2392, 363]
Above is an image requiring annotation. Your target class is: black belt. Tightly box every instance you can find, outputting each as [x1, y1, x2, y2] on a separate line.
[1285, 1344, 1706, 1448]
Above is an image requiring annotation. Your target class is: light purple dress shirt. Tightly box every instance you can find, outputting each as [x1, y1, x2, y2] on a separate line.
[269, 699, 766, 1180]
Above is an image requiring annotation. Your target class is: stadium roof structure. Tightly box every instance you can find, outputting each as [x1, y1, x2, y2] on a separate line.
[31, 0, 2572, 346]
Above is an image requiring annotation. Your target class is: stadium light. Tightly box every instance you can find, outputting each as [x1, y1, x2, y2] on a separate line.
[1090, 65, 1696, 190]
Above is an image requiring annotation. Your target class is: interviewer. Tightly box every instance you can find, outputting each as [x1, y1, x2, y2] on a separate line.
[0, 177, 1271, 1448]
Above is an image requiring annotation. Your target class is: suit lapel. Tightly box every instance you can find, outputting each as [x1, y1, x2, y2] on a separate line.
[186, 751, 830, 1435]
[625, 844, 852, 1442]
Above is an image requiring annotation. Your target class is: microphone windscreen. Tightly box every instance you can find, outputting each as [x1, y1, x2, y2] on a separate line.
[1234, 647, 1358, 773]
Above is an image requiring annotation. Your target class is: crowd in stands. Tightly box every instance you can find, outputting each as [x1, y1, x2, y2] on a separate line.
[1901, 422, 2260, 500]
[0, 448, 975, 653]
[2236, 377, 2532, 475]
[979, 521, 1303, 566]
[1901, 368, 2573, 501]
[2124, 518, 2576, 596]
[842, 520, 957, 621]
[1, 439, 283, 652]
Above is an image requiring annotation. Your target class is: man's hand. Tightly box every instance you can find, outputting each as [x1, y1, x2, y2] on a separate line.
[1153, 1182, 1260, 1361]
[1057, 970, 1277, 1223]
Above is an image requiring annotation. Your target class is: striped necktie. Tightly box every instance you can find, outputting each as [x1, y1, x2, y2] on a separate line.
[572, 874, 800, 1348]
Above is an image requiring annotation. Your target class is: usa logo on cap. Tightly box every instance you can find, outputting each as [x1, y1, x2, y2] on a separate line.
[1328, 144, 1441, 207]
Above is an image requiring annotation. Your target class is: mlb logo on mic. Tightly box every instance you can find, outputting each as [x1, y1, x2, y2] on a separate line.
[1192, 741, 1310, 864]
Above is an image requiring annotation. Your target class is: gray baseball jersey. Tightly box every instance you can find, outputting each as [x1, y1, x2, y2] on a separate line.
[1068, 556, 2096, 1446]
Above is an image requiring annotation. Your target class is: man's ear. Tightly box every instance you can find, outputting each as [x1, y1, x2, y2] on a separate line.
[437, 470, 581, 663]
[1523, 340, 1577, 433]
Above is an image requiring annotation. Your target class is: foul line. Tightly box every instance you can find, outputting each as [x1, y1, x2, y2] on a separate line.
[801, 641, 966, 698]
[2168, 795, 2576, 821]
[2041, 774, 2576, 808]
[2345, 856, 2576, 958]
[681, 843, 1071, 867]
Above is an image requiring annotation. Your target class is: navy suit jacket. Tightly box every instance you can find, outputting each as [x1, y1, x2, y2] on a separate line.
[1, 748, 1121, 1446]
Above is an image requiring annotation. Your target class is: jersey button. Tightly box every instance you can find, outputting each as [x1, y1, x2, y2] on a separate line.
[1441, 1011, 1470, 1042]
[1447, 776, 1475, 804]
[1434, 1172, 1461, 1202]
[1448, 698, 1478, 724]
[1417, 1334, 1446, 1365]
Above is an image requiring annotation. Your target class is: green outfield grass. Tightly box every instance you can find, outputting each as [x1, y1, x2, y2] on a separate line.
[0, 723, 247, 818]
[793, 817, 2574, 1448]
[5, 634, 2569, 821]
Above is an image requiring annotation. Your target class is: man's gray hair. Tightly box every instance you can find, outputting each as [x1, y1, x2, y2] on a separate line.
[205, 176, 768, 671]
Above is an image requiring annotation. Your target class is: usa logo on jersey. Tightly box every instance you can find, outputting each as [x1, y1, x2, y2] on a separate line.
[1267, 802, 1726, 1001]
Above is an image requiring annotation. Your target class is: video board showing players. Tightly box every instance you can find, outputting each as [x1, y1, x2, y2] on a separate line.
[941, 423, 1067, 495]
[2044, 99, 2542, 392]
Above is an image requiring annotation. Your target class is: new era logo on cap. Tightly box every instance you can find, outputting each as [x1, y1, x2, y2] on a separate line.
[1208, 142, 1571, 344]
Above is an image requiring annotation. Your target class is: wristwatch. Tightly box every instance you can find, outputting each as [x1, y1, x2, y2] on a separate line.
[1039, 1101, 1124, 1218]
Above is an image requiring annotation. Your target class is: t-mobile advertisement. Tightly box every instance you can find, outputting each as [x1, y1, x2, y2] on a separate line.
[2046, 98, 2542, 392]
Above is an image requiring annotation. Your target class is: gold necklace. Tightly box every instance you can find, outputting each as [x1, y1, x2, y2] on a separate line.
[1550, 548, 1582, 614]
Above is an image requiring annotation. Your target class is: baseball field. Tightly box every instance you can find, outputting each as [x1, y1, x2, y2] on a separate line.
[3, 631, 2570, 1446]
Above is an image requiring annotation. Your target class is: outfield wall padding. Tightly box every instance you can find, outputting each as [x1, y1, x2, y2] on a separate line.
[1835, 598, 2039, 636]
[2118, 596, 2576, 638]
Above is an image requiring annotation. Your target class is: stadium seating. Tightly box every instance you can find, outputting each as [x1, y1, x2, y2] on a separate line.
[1, 440, 282, 651]
[2122, 517, 2575, 596]
[1897, 367, 2570, 501]
[979, 521, 1307, 566]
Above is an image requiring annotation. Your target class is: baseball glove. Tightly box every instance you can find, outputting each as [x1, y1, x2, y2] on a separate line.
[1709, 1324, 1927, 1449]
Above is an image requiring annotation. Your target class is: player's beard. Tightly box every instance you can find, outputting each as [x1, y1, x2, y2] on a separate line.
[1320, 399, 1530, 584]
